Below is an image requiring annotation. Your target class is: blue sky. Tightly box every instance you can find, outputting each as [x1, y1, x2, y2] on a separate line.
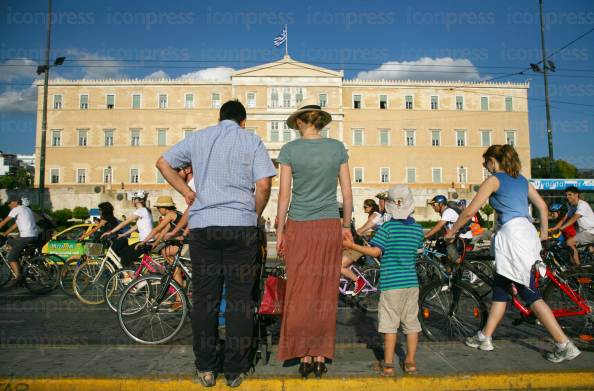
[1, 0, 593, 168]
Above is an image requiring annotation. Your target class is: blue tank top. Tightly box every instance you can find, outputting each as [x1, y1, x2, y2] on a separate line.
[489, 172, 530, 226]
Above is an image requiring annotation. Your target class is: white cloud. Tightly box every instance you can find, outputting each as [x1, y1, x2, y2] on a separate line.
[0, 84, 36, 112]
[178, 67, 235, 81]
[0, 59, 38, 82]
[355, 57, 482, 81]
[144, 70, 169, 80]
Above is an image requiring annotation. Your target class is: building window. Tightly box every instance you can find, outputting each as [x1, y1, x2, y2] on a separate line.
[320, 128, 329, 138]
[458, 167, 468, 184]
[379, 95, 388, 109]
[51, 130, 61, 147]
[79, 94, 88, 110]
[131, 129, 141, 146]
[480, 130, 492, 147]
[185, 93, 194, 109]
[405, 95, 413, 110]
[432, 168, 442, 183]
[456, 130, 467, 147]
[247, 92, 256, 108]
[379, 129, 390, 145]
[431, 95, 438, 110]
[282, 89, 291, 108]
[406, 167, 416, 184]
[505, 96, 513, 112]
[184, 129, 193, 138]
[130, 168, 140, 184]
[431, 130, 441, 147]
[53, 94, 62, 109]
[76, 168, 86, 184]
[456, 96, 464, 110]
[353, 94, 361, 109]
[295, 88, 303, 106]
[270, 88, 279, 108]
[78, 129, 88, 147]
[380, 167, 390, 183]
[106, 94, 115, 109]
[103, 168, 112, 184]
[157, 129, 167, 146]
[158, 94, 168, 109]
[505, 130, 516, 146]
[354, 167, 364, 183]
[482, 168, 492, 181]
[104, 130, 114, 147]
[156, 170, 166, 184]
[50, 169, 60, 184]
[353, 129, 364, 146]
[319, 93, 327, 108]
[211, 93, 221, 108]
[481, 96, 489, 111]
[405, 129, 415, 146]
[282, 122, 292, 142]
[132, 94, 141, 109]
[270, 122, 280, 142]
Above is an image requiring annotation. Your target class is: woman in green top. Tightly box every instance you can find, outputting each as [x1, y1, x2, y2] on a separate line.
[276, 105, 354, 379]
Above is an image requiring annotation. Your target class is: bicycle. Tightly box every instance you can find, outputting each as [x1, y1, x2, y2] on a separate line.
[0, 236, 61, 294]
[103, 243, 167, 312]
[339, 254, 381, 312]
[419, 241, 594, 351]
[117, 239, 192, 344]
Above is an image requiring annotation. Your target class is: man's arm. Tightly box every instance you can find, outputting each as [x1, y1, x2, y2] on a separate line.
[0, 216, 12, 231]
[424, 220, 447, 239]
[255, 176, 272, 217]
[156, 157, 195, 206]
[559, 213, 580, 232]
[4, 223, 18, 236]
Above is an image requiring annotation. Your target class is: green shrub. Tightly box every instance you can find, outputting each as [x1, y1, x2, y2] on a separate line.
[72, 206, 89, 220]
[52, 208, 73, 227]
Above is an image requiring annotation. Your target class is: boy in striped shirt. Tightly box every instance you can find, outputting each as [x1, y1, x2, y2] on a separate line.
[343, 185, 424, 376]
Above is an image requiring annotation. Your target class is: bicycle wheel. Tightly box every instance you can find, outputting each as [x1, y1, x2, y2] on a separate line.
[0, 258, 12, 287]
[73, 258, 115, 305]
[419, 280, 487, 341]
[357, 266, 380, 312]
[118, 274, 188, 344]
[104, 268, 136, 312]
[544, 271, 594, 351]
[22, 255, 60, 294]
[416, 258, 444, 288]
[59, 257, 82, 296]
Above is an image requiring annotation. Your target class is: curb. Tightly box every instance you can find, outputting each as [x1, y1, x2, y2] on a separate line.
[3, 371, 594, 391]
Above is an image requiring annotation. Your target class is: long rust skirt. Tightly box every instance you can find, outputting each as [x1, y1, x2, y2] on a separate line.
[277, 218, 342, 361]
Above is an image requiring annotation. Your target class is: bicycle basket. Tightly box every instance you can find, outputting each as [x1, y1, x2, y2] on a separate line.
[84, 242, 104, 256]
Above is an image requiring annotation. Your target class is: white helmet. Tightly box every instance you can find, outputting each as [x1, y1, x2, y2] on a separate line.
[131, 190, 148, 200]
[20, 197, 31, 207]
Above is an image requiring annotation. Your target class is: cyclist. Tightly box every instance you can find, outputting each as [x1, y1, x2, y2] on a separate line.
[134, 195, 185, 287]
[376, 190, 392, 223]
[458, 199, 489, 244]
[424, 195, 471, 263]
[79, 202, 121, 241]
[446, 144, 580, 363]
[0, 196, 40, 288]
[101, 191, 153, 267]
[556, 186, 594, 265]
[548, 202, 576, 245]
[340, 200, 382, 296]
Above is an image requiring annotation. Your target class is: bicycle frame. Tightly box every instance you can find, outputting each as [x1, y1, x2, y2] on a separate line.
[339, 259, 379, 296]
[89, 244, 123, 284]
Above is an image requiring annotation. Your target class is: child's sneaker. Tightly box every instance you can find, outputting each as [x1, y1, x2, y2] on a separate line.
[545, 341, 581, 363]
[465, 331, 494, 351]
[353, 277, 366, 296]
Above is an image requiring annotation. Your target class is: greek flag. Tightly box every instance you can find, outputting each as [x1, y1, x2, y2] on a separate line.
[274, 26, 287, 47]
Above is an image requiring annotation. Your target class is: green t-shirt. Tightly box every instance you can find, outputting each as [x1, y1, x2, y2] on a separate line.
[277, 138, 348, 221]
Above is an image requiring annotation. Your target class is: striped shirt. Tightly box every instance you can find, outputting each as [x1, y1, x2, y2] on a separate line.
[370, 219, 424, 291]
[162, 120, 277, 229]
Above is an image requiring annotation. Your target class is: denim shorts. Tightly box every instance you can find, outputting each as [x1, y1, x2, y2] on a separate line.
[492, 272, 542, 306]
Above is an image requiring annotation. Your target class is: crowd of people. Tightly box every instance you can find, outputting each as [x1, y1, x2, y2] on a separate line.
[2, 100, 592, 387]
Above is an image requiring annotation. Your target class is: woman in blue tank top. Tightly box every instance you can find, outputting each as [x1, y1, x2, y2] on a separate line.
[446, 144, 581, 363]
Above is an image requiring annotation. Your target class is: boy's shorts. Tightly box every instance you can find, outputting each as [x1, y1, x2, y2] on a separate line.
[378, 287, 422, 334]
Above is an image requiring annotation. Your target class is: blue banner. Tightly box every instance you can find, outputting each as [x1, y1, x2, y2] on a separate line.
[530, 179, 594, 191]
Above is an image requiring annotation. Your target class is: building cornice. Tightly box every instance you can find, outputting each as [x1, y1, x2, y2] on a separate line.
[344, 79, 530, 89]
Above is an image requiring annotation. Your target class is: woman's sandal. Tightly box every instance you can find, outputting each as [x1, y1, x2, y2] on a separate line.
[372, 361, 395, 377]
[403, 361, 417, 375]
[196, 370, 216, 387]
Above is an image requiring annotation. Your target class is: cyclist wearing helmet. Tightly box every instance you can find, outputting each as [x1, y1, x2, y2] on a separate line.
[548, 202, 576, 244]
[101, 190, 153, 266]
[424, 195, 471, 262]
[0, 196, 40, 287]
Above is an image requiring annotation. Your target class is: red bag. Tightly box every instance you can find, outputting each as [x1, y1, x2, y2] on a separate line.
[258, 275, 286, 316]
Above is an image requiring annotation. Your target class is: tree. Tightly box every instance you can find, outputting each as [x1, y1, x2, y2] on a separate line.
[0, 168, 33, 189]
[72, 207, 89, 220]
[481, 203, 494, 228]
[52, 208, 73, 227]
[531, 157, 579, 179]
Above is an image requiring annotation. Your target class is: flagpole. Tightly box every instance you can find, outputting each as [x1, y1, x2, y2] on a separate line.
[285, 24, 288, 57]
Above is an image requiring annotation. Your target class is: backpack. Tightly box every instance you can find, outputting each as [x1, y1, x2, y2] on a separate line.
[445, 202, 472, 234]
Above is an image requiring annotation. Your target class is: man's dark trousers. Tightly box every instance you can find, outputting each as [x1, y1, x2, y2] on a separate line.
[189, 226, 259, 379]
